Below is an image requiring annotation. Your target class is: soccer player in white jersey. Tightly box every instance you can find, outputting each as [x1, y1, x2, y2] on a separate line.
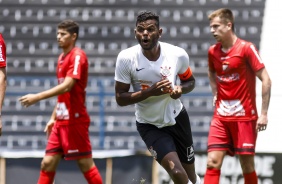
[204, 8, 271, 184]
[114, 11, 200, 184]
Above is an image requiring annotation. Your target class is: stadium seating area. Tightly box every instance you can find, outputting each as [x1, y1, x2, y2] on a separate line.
[0, 0, 265, 151]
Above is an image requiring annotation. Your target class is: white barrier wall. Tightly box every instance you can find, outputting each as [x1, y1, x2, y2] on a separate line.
[256, 0, 282, 153]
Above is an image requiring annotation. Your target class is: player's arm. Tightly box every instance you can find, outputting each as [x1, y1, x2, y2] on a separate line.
[115, 79, 172, 106]
[178, 67, 195, 94]
[256, 68, 271, 115]
[0, 67, 7, 136]
[49, 105, 57, 122]
[170, 48, 195, 99]
[207, 49, 218, 106]
[256, 67, 271, 131]
[169, 67, 195, 100]
[19, 76, 76, 107]
[208, 70, 217, 96]
[115, 51, 171, 106]
[44, 105, 57, 137]
[208, 70, 218, 106]
[0, 68, 7, 112]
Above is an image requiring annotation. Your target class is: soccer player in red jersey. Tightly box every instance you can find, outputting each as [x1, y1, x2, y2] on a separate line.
[203, 8, 272, 184]
[19, 20, 102, 184]
[0, 33, 7, 136]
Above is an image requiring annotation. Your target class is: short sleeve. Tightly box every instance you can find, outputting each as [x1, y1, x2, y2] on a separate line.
[245, 43, 265, 72]
[67, 49, 87, 79]
[177, 47, 190, 75]
[208, 46, 216, 72]
[0, 36, 7, 67]
[114, 51, 132, 84]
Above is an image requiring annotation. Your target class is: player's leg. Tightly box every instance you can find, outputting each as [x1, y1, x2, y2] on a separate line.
[182, 163, 201, 184]
[168, 107, 200, 184]
[236, 121, 258, 184]
[204, 150, 226, 184]
[239, 155, 257, 184]
[160, 152, 189, 184]
[204, 118, 231, 184]
[38, 154, 62, 184]
[63, 123, 102, 184]
[37, 123, 62, 184]
[77, 158, 102, 184]
[136, 122, 188, 184]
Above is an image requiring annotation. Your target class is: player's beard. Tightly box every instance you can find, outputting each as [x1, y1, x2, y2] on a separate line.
[139, 37, 159, 51]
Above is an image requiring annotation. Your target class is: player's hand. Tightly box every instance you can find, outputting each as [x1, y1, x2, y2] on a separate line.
[0, 117, 2, 136]
[170, 85, 182, 99]
[150, 79, 172, 96]
[44, 119, 55, 139]
[213, 94, 217, 106]
[256, 114, 268, 132]
[18, 94, 40, 107]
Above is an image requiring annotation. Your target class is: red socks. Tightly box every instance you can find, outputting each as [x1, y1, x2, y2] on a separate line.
[204, 168, 220, 184]
[37, 166, 102, 184]
[244, 171, 258, 184]
[83, 166, 103, 184]
[37, 170, 56, 184]
[203, 169, 257, 184]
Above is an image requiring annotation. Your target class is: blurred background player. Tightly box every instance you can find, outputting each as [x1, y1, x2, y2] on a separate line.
[19, 20, 102, 184]
[204, 8, 271, 184]
[0, 33, 7, 136]
[114, 11, 200, 184]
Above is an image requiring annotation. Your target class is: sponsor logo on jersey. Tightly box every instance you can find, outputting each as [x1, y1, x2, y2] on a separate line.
[187, 145, 194, 161]
[217, 73, 240, 82]
[243, 143, 254, 147]
[136, 67, 145, 71]
[220, 56, 230, 60]
[217, 99, 246, 116]
[67, 149, 79, 153]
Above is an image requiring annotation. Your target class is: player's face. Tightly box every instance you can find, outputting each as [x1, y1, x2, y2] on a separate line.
[209, 16, 231, 42]
[135, 19, 162, 50]
[57, 29, 75, 48]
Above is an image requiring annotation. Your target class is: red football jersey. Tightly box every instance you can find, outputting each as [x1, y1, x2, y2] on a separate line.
[56, 47, 90, 124]
[0, 34, 7, 68]
[208, 38, 265, 121]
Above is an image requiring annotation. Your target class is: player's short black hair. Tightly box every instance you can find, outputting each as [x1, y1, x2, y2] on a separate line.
[136, 11, 159, 28]
[57, 20, 79, 37]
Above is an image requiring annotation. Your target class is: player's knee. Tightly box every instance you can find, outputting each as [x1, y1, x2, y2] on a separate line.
[169, 168, 188, 183]
[77, 158, 94, 173]
[206, 156, 222, 169]
[241, 162, 255, 173]
[40, 156, 59, 171]
[40, 159, 51, 170]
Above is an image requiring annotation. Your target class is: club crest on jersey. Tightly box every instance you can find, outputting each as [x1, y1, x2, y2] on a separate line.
[222, 61, 229, 71]
[160, 66, 171, 79]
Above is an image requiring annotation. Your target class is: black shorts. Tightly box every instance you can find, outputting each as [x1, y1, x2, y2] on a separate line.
[136, 107, 195, 164]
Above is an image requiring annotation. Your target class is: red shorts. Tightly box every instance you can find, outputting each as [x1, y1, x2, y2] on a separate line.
[46, 122, 92, 160]
[207, 118, 257, 156]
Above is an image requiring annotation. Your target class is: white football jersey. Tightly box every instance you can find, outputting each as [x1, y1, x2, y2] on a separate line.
[115, 42, 190, 128]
